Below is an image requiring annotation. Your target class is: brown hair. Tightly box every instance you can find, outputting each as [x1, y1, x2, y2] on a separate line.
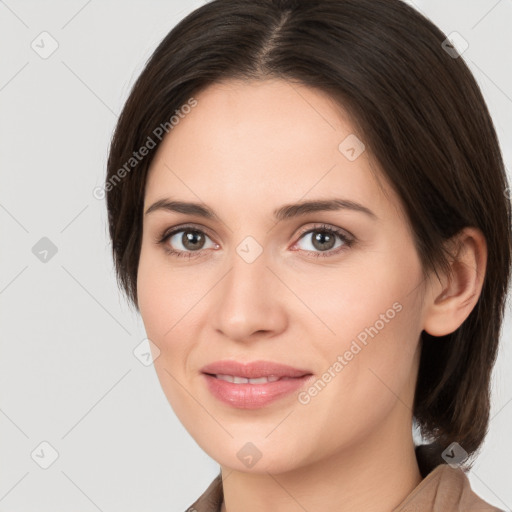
[105, 0, 511, 474]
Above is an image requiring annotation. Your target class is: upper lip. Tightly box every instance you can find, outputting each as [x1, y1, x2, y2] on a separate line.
[200, 360, 312, 379]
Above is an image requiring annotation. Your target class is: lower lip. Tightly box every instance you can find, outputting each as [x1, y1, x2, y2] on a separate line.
[202, 373, 312, 409]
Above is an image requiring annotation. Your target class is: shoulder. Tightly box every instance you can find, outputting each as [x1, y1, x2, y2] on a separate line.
[436, 465, 504, 511]
[393, 463, 504, 512]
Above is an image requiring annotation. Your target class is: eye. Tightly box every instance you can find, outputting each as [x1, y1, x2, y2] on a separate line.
[156, 222, 354, 260]
[157, 225, 218, 259]
[293, 224, 354, 258]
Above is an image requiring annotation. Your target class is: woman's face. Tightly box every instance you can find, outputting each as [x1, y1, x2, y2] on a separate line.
[137, 79, 430, 473]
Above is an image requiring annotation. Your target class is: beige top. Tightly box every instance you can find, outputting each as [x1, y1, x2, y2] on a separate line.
[186, 462, 504, 512]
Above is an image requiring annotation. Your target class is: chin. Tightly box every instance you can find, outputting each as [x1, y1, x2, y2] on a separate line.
[200, 437, 309, 475]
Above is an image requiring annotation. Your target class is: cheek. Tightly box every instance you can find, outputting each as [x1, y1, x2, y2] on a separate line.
[137, 252, 198, 415]
[291, 249, 423, 352]
[137, 255, 168, 337]
[137, 248, 208, 373]
[136, 248, 185, 364]
[295, 252, 424, 418]
[137, 245, 193, 337]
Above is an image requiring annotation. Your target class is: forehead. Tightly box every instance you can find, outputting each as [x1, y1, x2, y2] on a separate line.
[144, 79, 401, 223]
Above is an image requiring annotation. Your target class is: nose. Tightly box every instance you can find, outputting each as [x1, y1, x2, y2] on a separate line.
[210, 247, 288, 343]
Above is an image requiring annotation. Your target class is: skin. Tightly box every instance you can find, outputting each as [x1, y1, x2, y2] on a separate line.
[137, 79, 487, 512]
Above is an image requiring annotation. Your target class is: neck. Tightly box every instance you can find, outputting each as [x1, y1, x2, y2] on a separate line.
[220, 416, 422, 512]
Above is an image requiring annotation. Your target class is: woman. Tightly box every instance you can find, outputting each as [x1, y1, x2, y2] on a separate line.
[105, 0, 510, 510]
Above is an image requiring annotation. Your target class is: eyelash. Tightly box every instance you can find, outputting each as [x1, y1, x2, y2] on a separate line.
[155, 223, 355, 260]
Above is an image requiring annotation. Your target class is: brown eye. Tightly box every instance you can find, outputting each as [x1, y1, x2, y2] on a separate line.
[310, 230, 337, 251]
[179, 230, 206, 251]
[294, 224, 353, 258]
[159, 226, 218, 258]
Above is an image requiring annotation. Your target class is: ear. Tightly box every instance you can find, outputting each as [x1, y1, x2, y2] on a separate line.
[422, 227, 487, 337]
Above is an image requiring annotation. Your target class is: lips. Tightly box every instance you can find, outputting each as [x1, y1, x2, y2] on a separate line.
[200, 360, 311, 380]
[200, 360, 314, 409]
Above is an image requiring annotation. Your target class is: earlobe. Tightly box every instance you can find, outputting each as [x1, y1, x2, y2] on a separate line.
[422, 227, 487, 337]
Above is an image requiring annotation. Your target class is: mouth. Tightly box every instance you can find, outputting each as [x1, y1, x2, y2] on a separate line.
[205, 374, 299, 384]
[200, 360, 313, 409]
[200, 359, 312, 379]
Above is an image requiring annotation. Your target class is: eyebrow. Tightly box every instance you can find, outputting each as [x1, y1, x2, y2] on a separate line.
[144, 198, 377, 221]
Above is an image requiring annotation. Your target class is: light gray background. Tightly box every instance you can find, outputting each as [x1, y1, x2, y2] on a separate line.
[0, 1, 511, 511]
